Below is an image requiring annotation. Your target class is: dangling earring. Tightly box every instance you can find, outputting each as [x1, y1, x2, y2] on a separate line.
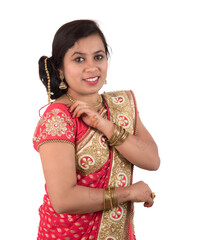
[59, 75, 67, 90]
[104, 79, 107, 85]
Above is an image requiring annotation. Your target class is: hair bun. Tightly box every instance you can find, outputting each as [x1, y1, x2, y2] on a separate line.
[38, 56, 67, 101]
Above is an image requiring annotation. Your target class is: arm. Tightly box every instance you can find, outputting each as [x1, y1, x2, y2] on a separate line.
[69, 101, 160, 170]
[39, 142, 153, 214]
[97, 114, 160, 170]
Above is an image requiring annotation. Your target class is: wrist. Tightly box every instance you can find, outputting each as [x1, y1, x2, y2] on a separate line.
[97, 118, 114, 139]
[116, 186, 131, 204]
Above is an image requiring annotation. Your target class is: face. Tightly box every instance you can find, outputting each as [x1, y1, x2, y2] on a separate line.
[60, 34, 108, 98]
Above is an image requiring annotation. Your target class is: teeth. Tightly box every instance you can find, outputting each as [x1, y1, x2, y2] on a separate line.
[85, 77, 98, 82]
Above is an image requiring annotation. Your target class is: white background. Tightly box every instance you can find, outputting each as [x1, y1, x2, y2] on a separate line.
[0, 0, 213, 239]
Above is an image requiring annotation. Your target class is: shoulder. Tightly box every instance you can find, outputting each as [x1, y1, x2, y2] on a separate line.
[39, 102, 76, 133]
[40, 102, 74, 123]
[43, 102, 70, 115]
[102, 90, 137, 104]
[33, 103, 76, 152]
[103, 90, 134, 97]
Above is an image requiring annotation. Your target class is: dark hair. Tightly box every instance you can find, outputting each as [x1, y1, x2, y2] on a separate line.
[38, 20, 110, 100]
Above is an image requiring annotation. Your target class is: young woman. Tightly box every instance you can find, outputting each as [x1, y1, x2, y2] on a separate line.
[33, 19, 160, 240]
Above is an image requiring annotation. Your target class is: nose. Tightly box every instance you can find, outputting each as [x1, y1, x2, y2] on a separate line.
[84, 60, 98, 73]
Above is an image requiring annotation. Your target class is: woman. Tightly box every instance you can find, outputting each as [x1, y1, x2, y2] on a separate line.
[33, 20, 160, 240]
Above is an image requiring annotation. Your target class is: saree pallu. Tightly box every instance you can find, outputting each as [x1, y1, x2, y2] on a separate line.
[33, 90, 138, 240]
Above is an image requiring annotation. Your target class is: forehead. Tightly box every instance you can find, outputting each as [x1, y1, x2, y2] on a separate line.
[69, 34, 105, 54]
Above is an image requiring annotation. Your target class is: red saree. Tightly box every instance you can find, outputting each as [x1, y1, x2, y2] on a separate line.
[33, 90, 138, 240]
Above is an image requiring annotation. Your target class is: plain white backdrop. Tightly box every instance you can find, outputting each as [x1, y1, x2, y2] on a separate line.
[0, 0, 213, 239]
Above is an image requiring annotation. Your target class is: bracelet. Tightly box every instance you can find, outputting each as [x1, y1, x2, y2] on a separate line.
[103, 187, 119, 211]
[104, 188, 112, 211]
[109, 127, 124, 146]
[114, 129, 130, 146]
[111, 187, 119, 208]
[108, 124, 122, 146]
[108, 124, 130, 146]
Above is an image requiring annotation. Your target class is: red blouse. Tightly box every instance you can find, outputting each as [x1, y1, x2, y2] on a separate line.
[33, 103, 109, 240]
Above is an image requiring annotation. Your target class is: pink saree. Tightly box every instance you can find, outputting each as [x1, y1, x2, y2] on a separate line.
[33, 90, 138, 240]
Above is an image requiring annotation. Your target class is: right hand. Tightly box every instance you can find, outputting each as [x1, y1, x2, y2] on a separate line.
[128, 181, 154, 208]
[67, 100, 104, 129]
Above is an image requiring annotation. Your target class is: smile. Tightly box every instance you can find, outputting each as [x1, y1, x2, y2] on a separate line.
[84, 76, 99, 82]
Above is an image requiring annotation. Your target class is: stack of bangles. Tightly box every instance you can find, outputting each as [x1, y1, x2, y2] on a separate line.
[103, 124, 129, 210]
[104, 187, 118, 211]
[108, 124, 130, 146]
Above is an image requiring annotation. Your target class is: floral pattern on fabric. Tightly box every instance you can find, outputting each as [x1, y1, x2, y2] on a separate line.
[33, 105, 76, 151]
[46, 114, 67, 136]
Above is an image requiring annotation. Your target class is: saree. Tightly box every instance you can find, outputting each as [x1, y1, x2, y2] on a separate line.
[33, 90, 138, 240]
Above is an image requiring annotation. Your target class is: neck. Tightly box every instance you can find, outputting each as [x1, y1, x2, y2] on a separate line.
[66, 89, 102, 107]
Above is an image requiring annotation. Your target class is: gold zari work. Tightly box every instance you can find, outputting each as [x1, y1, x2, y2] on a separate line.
[96, 90, 137, 240]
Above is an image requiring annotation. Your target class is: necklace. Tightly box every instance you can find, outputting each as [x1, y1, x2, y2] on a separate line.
[66, 93, 103, 108]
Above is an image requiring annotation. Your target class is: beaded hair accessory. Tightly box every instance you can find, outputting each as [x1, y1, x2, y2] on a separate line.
[44, 57, 51, 104]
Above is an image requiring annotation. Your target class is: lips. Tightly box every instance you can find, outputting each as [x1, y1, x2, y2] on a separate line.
[83, 76, 100, 85]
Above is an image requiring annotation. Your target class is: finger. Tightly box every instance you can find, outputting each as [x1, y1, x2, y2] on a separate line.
[69, 101, 88, 113]
[75, 107, 90, 118]
[89, 114, 99, 128]
[73, 105, 90, 118]
[69, 101, 79, 113]
[72, 105, 82, 118]
[66, 102, 73, 108]
[144, 199, 154, 208]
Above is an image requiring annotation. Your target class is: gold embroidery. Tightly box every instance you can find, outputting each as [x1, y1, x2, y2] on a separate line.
[126, 90, 137, 135]
[76, 107, 107, 152]
[75, 108, 109, 175]
[76, 127, 91, 145]
[76, 129, 110, 175]
[97, 90, 137, 240]
[46, 115, 67, 136]
[37, 140, 75, 151]
[33, 108, 75, 149]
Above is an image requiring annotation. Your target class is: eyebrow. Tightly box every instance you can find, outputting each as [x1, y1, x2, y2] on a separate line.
[72, 50, 105, 56]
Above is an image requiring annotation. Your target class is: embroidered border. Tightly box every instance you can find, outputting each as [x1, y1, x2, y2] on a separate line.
[37, 139, 75, 151]
[97, 90, 137, 240]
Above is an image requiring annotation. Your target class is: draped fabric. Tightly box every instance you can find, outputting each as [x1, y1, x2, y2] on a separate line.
[33, 90, 137, 240]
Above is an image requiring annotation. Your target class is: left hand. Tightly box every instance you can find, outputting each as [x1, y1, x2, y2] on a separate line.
[67, 101, 104, 129]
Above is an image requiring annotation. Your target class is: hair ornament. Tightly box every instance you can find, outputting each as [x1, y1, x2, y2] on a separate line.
[44, 57, 51, 104]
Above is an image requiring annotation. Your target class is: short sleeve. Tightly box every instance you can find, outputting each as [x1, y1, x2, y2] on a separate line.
[33, 103, 76, 152]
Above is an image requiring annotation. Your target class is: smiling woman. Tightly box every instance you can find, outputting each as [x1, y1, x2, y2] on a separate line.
[58, 34, 108, 100]
[34, 19, 160, 240]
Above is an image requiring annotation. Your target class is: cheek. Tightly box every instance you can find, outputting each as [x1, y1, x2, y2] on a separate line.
[65, 65, 82, 79]
[101, 61, 108, 74]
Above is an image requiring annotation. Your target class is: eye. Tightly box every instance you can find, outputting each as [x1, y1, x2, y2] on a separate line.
[74, 57, 85, 63]
[94, 55, 104, 61]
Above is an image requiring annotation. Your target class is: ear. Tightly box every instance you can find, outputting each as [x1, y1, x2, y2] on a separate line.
[58, 69, 64, 79]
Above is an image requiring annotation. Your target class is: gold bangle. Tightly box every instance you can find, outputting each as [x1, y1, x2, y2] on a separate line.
[114, 130, 130, 146]
[109, 124, 120, 144]
[109, 127, 124, 146]
[104, 188, 112, 211]
[104, 189, 108, 210]
[108, 123, 130, 147]
[103, 187, 119, 211]
[108, 188, 113, 209]
[111, 187, 119, 208]
[108, 124, 122, 146]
